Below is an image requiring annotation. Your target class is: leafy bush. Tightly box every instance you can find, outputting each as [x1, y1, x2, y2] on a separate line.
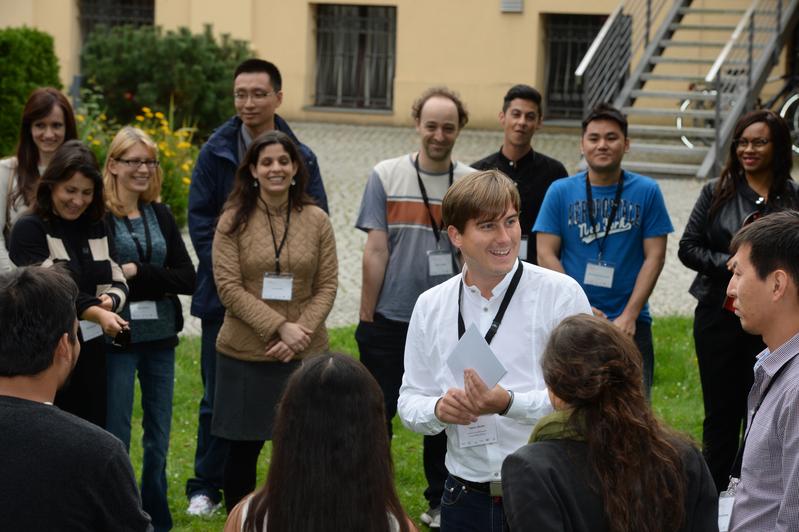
[77, 88, 198, 228]
[81, 24, 251, 140]
[0, 27, 62, 157]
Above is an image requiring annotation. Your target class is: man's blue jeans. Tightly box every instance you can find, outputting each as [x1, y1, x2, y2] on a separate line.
[185, 318, 228, 503]
[440, 474, 506, 532]
[106, 346, 175, 532]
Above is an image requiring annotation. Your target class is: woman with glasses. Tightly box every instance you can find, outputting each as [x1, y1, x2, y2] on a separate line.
[212, 131, 337, 512]
[502, 314, 717, 531]
[1, 87, 78, 272]
[9, 140, 128, 427]
[102, 126, 196, 532]
[678, 109, 799, 492]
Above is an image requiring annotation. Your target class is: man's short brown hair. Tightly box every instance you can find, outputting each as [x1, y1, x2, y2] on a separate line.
[442, 170, 520, 233]
[411, 86, 469, 129]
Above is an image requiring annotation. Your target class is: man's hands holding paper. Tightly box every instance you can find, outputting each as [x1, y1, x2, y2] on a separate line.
[435, 369, 511, 425]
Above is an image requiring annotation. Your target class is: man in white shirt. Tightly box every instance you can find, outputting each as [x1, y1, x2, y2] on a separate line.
[398, 170, 591, 531]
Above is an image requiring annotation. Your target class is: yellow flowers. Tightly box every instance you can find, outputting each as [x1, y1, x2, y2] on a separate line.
[76, 99, 198, 227]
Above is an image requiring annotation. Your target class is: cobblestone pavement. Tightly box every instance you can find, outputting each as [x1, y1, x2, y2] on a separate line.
[180, 122, 704, 336]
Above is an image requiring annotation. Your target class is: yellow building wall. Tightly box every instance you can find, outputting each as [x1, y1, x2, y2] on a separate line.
[0, 0, 81, 90]
[156, 0, 616, 128]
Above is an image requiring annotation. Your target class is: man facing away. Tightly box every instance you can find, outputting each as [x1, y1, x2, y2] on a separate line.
[471, 84, 568, 264]
[725, 211, 799, 531]
[0, 265, 151, 531]
[398, 170, 591, 531]
[355, 86, 474, 528]
[186, 57, 329, 516]
[534, 103, 673, 395]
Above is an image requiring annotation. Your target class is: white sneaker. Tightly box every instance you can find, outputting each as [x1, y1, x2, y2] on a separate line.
[186, 494, 221, 516]
[420, 506, 441, 528]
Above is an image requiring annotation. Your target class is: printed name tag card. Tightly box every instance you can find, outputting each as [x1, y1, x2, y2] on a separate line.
[262, 273, 293, 301]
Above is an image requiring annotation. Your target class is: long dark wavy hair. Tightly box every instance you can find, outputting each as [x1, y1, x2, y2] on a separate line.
[13, 87, 78, 207]
[33, 140, 105, 223]
[221, 131, 314, 235]
[542, 315, 687, 532]
[710, 109, 795, 218]
[244, 353, 410, 532]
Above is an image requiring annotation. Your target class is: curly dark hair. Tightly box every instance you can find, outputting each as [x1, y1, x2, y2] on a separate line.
[542, 314, 688, 532]
[710, 109, 795, 218]
[411, 86, 469, 128]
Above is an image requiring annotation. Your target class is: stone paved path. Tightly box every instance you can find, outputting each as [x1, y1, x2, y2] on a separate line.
[180, 122, 705, 336]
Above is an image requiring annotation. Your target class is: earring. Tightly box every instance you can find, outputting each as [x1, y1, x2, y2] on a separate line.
[253, 179, 259, 188]
[291, 177, 296, 186]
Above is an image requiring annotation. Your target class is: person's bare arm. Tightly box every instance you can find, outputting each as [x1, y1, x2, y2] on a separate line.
[536, 232, 565, 274]
[613, 235, 667, 336]
[359, 229, 389, 322]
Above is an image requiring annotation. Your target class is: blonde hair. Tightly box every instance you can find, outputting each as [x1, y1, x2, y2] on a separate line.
[442, 170, 520, 232]
[103, 126, 162, 217]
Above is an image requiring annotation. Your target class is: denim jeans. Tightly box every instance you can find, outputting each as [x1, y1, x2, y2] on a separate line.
[440, 474, 505, 532]
[106, 346, 175, 532]
[185, 318, 228, 503]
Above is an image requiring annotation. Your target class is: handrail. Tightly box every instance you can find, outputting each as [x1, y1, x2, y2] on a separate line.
[575, 3, 624, 79]
[705, 3, 758, 83]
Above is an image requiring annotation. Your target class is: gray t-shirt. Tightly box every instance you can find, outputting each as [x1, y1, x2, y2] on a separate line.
[355, 154, 473, 322]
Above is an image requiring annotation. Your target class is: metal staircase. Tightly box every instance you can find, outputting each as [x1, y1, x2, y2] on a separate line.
[575, 0, 799, 178]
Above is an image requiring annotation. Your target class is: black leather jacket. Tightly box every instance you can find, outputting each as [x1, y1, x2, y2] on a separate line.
[678, 175, 799, 306]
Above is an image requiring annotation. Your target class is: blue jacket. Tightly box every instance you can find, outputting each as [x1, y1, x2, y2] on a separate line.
[187, 114, 329, 319]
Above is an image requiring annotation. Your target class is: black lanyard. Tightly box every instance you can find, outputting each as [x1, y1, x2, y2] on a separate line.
[415, 154, 454, 244]
[261, 197, 291, 275]
[585, 172, 624, 261]
[121, 206, 152, 263]
[457, 259, 523, 345]
[729, 360, 791, 479]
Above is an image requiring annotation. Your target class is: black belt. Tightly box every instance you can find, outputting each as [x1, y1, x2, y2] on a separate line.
[452, 475, 503, 498]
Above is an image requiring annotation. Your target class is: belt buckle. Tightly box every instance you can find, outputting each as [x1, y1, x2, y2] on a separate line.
[489, 480, 503, 498]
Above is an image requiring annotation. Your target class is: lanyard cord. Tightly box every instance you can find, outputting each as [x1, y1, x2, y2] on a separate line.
[261, 196, 291, 275]
[457, 260, 523, 345]
[729, 360, 791, 479]
[414, 154, 454, 244]
[121, 204, 152, 263]
[585, 172, 624, 261]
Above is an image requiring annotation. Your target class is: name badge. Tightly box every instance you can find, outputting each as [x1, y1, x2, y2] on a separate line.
[129, 300, 158, 320]
[718, 491, 734, 531]
[427, 250, 454, 277]
[584, 260, 615, 288]
[518, 236, 529, 260]
[457, 415, 498, 448]
[262, 273, 293, 301]
[79, 320, 104, 341]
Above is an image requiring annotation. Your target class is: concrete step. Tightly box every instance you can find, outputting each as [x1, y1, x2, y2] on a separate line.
[628, 124, 716, 138]
[640, 73, 709, 83]
[623, 106, 718, 119]
[660, 40, 765, 49]
[677, 7, 746, 15]
[630, 89, 717, 101]
[670, 23, 738, 31]
[622, 161, 700, 177]
[628, 142, 709, 157]
[650, 56, 717, 65]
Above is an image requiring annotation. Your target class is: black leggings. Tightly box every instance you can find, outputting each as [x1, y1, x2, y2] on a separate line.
[223, 439, 265, 513]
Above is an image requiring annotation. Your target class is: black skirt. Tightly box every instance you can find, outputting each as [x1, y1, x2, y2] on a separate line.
[211, 352, 301, 441]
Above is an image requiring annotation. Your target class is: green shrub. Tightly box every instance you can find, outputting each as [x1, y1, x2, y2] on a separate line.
[77, 88, 198, 228]
[81, 24, 251, 140]
[0, 27, 62, 157]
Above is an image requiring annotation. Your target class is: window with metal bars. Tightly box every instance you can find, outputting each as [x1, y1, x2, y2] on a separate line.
[545, 14, 606, 119]
[314, 5, 396, 110]
[79, 0, 154, 39]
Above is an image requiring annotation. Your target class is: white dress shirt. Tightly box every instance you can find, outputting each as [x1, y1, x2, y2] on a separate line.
[398, 260, 591, 482]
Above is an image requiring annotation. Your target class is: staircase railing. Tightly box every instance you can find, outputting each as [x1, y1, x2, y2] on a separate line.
[575, 0, 669, 117]
[700, 0, 799, 178]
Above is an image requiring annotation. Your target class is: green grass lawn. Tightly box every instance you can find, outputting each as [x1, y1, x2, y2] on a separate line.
[128, 316, 702, 531]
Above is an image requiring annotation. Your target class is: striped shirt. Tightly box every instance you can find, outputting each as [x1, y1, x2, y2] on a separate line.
[730, 331, 799, 531]
[355, 154, 473, 322]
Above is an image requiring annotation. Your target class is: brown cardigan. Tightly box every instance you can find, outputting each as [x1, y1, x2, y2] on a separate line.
[212, 200, 338, 362]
